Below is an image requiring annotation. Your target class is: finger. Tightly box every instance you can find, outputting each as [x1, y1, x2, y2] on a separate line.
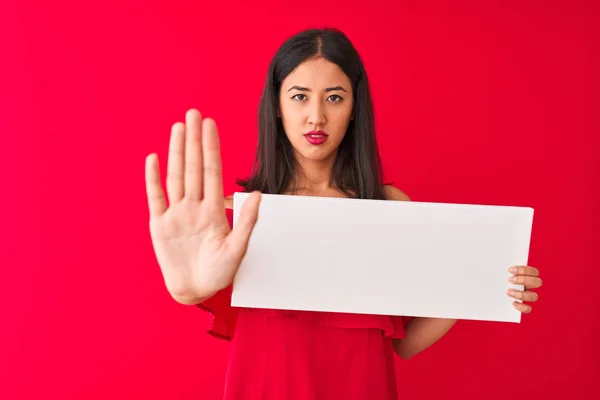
[202, 118, 224, 209]
[509, 265, 540, 277]
[226, 192, 261, 258]
[184, 109, 203, 200]
[145, 153, 167, 218]
[509, 275, 543, 289]
[513, 301, 532, 314]
[166, 122, 185, 204]
[506, 288, 539, 302]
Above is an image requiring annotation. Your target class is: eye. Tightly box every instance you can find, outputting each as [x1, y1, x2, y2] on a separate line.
[327, 95, 343, 102]
[292, 94, 307, 101]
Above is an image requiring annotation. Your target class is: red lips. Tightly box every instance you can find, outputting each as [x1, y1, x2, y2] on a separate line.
[304, 130, 328, 145]
[305, 130, 328, 137]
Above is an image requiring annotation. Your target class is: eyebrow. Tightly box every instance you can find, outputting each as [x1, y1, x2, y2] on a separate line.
[287, 85, 347, 93]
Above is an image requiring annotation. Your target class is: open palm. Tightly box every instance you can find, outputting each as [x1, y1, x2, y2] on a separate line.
[145, 109, 261, 305]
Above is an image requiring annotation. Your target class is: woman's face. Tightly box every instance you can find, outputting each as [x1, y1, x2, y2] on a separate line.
[279, 57, 354, 163]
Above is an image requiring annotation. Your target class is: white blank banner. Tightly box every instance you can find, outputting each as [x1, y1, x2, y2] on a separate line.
[232, 193, 533, 323]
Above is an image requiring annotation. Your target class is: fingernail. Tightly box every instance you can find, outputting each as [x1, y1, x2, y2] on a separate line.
[509, 276, 517, 283]
[509, 267, 517, 273]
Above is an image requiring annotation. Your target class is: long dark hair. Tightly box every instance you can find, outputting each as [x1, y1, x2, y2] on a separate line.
[236, 27, 389, 200]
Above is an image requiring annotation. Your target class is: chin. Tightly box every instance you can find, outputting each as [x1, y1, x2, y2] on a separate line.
[297, 148, 337, 162]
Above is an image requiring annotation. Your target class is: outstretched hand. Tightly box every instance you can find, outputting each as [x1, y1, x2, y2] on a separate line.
[145, 109, 261, 304]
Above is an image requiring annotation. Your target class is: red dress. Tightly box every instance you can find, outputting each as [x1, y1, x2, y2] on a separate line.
[196, 210, 408, 400]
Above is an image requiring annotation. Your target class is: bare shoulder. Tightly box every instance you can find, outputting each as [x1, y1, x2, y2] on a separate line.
[225, 194, 234, 209]
[384, 185, 411, 201]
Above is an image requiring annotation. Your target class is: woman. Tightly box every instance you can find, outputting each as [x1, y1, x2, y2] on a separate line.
[144, 28, 543, 399]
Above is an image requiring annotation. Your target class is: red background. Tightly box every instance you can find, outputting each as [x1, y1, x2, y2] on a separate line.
[1, 1, 598, 399]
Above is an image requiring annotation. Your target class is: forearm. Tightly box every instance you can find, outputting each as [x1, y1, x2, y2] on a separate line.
[392, 317, 457, 360]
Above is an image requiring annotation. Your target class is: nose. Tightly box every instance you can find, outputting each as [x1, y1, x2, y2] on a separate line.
[307, 101, 326, 127]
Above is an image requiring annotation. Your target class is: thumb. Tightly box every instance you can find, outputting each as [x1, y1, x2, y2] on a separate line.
[226, 191, 261, 258]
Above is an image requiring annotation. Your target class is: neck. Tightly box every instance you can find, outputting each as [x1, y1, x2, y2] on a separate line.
[289, 150, 338, 195]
